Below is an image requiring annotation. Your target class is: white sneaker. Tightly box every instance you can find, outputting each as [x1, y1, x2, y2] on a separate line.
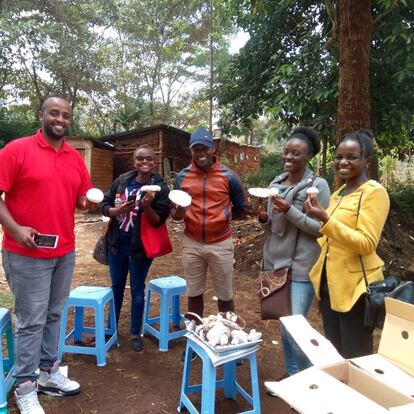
[38, 361, 80, 396]
[15, 381, 45, 414]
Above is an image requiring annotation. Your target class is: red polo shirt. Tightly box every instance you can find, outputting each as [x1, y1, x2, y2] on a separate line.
[0, 129, 92, 258]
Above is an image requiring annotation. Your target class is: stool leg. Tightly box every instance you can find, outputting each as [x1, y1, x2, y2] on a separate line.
[73, 306, 84, 343]
[0, 331, 6, 408]
[224, 360, 237, 400]
[249, 354, 261, 413]
[0, 318, 15, 409]
[5, 324, 15, 395]
[201, 358, 216, 414]
[172, 294, 181, 328]
[94, 304, 106, 367]
[178, 341, 192, 411]
[143, 289, 152, 334]
[5, 325, 14, 372]
[107, 298, 118, 345]
[159, 292, 170, 351]
[58, 304, 69, 361]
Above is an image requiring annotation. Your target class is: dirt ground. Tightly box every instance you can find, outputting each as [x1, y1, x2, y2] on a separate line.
[1, 208, 413, 414]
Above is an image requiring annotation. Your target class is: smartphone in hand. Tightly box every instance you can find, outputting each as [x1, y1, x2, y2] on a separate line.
[33, 234, 59, 248]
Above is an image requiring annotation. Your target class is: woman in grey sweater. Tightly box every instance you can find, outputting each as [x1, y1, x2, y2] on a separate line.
[258, 127, 330, 380]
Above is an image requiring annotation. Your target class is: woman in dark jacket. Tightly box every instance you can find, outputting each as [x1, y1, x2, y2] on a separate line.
[100, 144, 171, 351]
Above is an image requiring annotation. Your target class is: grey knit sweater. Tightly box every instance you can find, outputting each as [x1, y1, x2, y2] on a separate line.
[261, 168, 330, 282]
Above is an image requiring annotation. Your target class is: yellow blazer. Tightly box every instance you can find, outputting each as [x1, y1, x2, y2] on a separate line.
[310, 180, 390, 312]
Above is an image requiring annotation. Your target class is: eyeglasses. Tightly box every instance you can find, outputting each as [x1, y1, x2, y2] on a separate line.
[334, 155, 361, 162]
[135, 155, 155, 162]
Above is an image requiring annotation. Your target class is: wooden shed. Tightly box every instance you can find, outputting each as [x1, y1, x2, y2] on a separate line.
[66, 136, 114, 192]
[100, 124, 261, 180]
[101, 124, 191, 179]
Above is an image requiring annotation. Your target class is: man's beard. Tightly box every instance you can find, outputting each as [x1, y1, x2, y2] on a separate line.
[43, 124, 66, 140]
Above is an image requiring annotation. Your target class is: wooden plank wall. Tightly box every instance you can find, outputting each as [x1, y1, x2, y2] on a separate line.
[162, 129, 191, 172]
[91, 147, 114, 192]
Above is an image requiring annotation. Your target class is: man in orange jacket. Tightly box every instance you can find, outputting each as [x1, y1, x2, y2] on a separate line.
[172, 128, 249, 317]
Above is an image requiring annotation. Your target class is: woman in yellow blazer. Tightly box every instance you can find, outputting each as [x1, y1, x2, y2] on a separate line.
[305, 129, 390, 358]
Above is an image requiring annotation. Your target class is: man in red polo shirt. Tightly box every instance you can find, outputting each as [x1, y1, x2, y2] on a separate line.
[0, 96, 92, 414]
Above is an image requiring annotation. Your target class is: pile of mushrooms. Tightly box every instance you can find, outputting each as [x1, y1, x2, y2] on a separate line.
[186, 311, 262, 348]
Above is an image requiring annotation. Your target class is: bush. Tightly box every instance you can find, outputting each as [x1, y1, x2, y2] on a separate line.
[0, 120, 39, 148]
[243, 152, 284, 188]
[387, 182, 414, 213]
[379, 151, 398, 187]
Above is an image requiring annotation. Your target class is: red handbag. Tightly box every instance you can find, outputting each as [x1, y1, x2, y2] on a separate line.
[140, 213, 173, 258]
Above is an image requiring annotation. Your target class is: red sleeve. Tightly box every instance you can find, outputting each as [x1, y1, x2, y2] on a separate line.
[0, 140, 23, 193]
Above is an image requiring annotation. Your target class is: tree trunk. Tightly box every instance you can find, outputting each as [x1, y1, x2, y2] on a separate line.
[335, 0, 372, 143]
[334, 0, 373, 186]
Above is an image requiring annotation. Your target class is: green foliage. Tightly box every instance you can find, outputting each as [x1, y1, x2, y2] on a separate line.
[376, 128, 414, 157]
[0, 106, 39, 147]
[371, 2, 414, 141]
[388, 182, 414, 212]
[218, 0, 414, 156]
[217, 1, 338, 143]
[379, 150, 398, 187]
[0, 0, 234, 135]
[219, 153, 232, 168]
[243, 151, 284, 188]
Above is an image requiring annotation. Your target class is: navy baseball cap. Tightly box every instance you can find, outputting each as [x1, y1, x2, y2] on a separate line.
[189, 128, 214, 148]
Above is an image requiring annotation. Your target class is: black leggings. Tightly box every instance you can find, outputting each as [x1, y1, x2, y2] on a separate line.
[320, 272, 373, 358]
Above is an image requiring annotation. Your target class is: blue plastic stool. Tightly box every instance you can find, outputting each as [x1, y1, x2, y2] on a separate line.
[143, 276, 187, 351]
[0, 308, 15, 414]
[58, 286, 118, 367]
[178, 336, 261, 414]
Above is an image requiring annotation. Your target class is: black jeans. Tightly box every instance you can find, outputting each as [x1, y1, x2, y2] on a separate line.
[320, 275, 373, 358]
[108, 236, 152, 336]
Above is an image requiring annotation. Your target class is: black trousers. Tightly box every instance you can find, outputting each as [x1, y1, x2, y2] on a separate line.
[320, 289, 374, 358]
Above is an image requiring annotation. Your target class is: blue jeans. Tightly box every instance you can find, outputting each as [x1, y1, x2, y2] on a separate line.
[281, 280, 314, 375]
[108, 237, 152, 336]
[2, 250, 75, 382]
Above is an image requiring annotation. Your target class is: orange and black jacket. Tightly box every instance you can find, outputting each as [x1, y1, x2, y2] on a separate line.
[174, 157, 249, 243]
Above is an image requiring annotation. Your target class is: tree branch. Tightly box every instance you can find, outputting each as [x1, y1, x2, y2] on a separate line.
[322, 0, 338, 49]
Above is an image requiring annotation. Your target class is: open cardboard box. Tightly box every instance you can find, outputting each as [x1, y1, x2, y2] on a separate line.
[265, 298, 414, 413]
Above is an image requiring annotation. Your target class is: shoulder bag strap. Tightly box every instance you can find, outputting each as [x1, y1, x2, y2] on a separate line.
[356, 191, 370, 293]
[102, 218, 112, 236]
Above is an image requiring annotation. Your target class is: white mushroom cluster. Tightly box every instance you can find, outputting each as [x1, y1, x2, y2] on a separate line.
[186, 312, 262, 348]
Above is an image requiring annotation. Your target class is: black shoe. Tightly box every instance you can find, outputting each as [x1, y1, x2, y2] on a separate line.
[131, 337, 143, 352]
[181, 350, 198, 363]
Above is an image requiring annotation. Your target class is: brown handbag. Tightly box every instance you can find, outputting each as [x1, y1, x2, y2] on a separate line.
[92, 219, 111, 265]
[257, 267, 292, 320]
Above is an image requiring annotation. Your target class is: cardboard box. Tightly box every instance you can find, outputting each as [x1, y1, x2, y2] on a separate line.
[264, 298, 414, 413]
